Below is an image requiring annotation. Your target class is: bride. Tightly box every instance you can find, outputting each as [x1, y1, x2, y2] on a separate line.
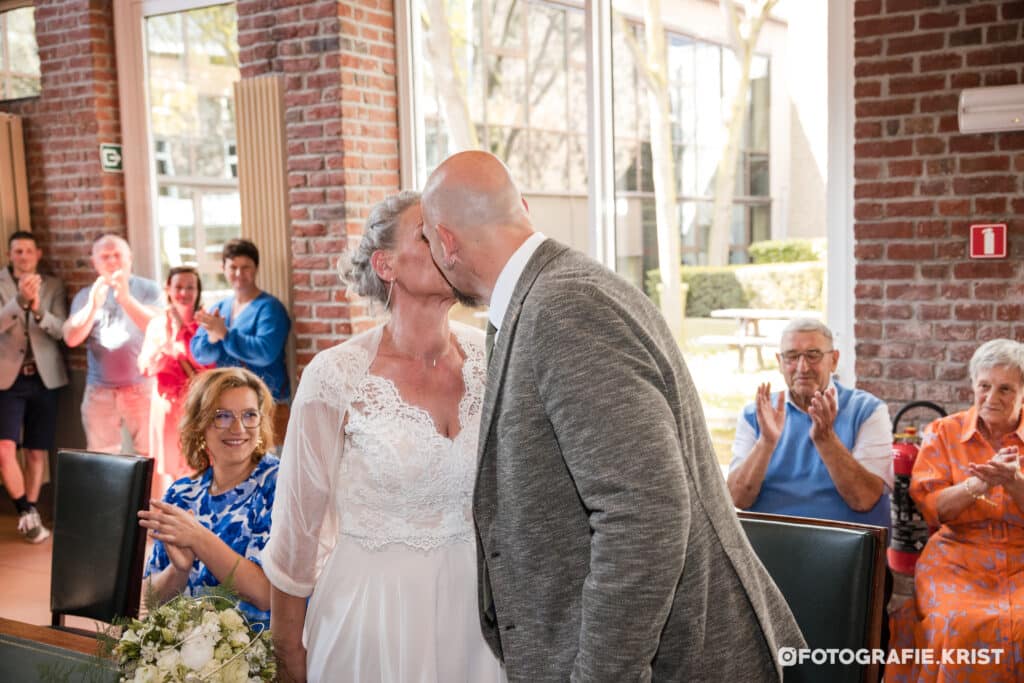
[264, 191, 503, 682]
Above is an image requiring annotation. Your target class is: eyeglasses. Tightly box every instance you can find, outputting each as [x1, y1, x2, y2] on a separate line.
[211, 409, 261, 430]
[779, 349, 834, 366]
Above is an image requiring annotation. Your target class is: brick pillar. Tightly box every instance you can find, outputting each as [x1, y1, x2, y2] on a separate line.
[237, 0, 401, 370]
[0, 0, 124, 294]
[852, 0, 1024, 410]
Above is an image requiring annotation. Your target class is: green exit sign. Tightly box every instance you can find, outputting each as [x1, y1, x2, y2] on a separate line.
[99, 143, 123, 172]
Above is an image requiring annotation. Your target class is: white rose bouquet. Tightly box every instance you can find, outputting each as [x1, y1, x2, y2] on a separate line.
[109, 593, 275, 683]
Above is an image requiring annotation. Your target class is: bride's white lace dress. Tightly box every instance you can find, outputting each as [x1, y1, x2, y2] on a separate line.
[263, 323, 503, 682]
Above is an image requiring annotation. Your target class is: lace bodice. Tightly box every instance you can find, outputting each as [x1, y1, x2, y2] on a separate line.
[339, 337, 485, 550]
[263, 322, 487, 595]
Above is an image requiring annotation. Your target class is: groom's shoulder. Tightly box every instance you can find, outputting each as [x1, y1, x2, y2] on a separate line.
[533, 241, 648, 306]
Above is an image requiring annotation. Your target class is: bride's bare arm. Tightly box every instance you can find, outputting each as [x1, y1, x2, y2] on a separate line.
[271, 586, 308, 683]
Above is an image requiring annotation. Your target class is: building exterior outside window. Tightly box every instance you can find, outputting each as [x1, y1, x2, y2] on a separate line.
[146, 3, 240, 294]
[407, 0, 794, 297]
[0, 5, 40, 100]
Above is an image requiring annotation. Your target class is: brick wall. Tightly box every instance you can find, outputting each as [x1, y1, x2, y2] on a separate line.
[237, 0, 400, 369]
[0, 0, 125, 293]
[852, 0, 1024, 411]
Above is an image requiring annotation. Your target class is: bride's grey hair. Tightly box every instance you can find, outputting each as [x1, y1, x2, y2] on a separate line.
[338, 190, 421, 304]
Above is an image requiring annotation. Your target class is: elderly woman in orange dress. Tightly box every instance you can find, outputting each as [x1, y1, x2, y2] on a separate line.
[905, 338, 1024, 681]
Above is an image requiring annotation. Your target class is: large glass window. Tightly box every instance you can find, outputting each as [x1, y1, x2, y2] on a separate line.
[411, 0, 588, 193]
[407, 0, 772, 297]
[0, 5, 40, 100]
[146, 3, 239, 294]
[612, 19, 771, 289]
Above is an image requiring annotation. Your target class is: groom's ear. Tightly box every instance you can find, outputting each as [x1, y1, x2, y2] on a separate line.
[435, 224, 459, 267]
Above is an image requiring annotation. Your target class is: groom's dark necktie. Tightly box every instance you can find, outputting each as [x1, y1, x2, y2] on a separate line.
[485, 321, 497, 362]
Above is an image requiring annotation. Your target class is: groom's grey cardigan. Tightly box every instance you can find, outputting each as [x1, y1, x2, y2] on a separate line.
[474, 239, 805, 682]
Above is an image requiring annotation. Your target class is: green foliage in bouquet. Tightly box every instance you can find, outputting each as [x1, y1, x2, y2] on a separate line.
[99, 581, 275, 683]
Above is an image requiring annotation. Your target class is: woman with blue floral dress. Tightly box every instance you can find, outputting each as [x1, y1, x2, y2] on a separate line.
[138, 367, 279, 627]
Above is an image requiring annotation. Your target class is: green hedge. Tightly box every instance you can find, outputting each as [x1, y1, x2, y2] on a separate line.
[646, 261, 824, 317]
[748, 238, 821, 264]
[646, 267, 748, 317]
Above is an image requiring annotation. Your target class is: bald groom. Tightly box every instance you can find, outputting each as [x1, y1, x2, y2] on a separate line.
[420, 151, 804, 682]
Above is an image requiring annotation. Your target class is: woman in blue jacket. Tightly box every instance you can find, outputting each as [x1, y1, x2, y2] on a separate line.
[191, 238, 291, 443]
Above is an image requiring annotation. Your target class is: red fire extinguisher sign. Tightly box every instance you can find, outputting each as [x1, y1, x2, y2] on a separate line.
[969, 223, 1007, 259]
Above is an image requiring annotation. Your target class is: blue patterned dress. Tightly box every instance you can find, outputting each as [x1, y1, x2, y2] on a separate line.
[144, 455, 279, 626]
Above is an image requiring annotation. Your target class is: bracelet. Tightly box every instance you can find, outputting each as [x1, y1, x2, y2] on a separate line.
[965, 478, 985, 499]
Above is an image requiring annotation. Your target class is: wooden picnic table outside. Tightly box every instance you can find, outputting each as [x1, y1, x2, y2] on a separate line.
[696, 308, 825, 371]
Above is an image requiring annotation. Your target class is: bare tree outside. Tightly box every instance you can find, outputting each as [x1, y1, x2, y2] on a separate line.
[617, 0, 683, 338]
[422, 0, 480, 150]
[706, 0, 778, 266]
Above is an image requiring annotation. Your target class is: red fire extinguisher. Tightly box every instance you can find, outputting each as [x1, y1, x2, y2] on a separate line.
[889, 401, 946, 575]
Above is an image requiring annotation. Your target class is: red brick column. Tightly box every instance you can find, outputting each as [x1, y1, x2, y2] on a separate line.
[237, 0, 401, 370]
[0, 0, 124, 295]
[852, 0, 1024, 409]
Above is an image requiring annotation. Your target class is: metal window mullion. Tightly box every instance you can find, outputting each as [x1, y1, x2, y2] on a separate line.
[584, 0, 615, 267]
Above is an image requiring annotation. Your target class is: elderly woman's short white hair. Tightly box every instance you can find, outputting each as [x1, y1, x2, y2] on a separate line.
[969, 339, 1024, 384]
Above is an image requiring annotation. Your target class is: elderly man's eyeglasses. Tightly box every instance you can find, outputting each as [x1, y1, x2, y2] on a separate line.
[780, 349, 834, 366]
[212, 409, 261, 430]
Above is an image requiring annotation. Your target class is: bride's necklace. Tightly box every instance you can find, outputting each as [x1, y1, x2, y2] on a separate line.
[384, 336, 452, 369]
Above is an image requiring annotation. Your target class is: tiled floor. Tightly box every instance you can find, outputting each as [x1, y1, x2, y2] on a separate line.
[0, 503, 102, 632]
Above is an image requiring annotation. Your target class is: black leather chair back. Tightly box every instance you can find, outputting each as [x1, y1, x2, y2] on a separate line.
[50, 450, 153, 627]
[738, 512, 887, 683]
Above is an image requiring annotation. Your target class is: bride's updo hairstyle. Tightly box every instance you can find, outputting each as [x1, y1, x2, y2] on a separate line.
[338, 190, 421, 306]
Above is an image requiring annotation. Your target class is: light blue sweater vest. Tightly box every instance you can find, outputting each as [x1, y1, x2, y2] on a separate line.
[742, 382, 889, 527]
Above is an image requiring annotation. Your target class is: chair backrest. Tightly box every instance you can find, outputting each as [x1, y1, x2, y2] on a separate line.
[50, 450, 153, 627]
[737, 511, 887, 683]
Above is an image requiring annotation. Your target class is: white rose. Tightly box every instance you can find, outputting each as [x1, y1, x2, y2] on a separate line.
[120, 628, 141, 644]
[228, 629, 250, 647]
[215, 642, 234, 662]
[156, 648, 181, 673]
[219, 608, 245, 631]
[221, 656, 250, 683]
[133, 664, 160, 683]
[180, 630, 215, 671]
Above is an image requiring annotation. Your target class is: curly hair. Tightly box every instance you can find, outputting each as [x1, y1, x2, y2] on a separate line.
[179, 367, 277, 473]
[337, 190, 421, 306]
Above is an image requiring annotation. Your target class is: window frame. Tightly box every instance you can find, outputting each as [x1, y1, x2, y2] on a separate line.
[113, 0, 236, 281]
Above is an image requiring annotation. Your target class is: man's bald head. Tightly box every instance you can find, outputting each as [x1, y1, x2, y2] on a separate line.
[421, 150, 527, 235]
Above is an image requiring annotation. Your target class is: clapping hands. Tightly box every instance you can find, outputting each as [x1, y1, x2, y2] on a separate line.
[754, 382, 786, 445]
[196, 308, 228, 343]
[808, 387, 839, 443]
[17, 273, 41, 311]
[138, 500, 203, 573]
[969, 446, 1021, 491]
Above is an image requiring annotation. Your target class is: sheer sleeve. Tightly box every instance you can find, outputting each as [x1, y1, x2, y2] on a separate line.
[262, 330, 379, 597]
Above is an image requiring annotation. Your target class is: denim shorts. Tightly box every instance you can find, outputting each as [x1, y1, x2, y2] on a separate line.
[0, 373, 59, 450]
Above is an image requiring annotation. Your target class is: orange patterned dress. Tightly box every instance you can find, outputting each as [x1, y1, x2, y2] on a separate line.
[895, 407, 1024, 682]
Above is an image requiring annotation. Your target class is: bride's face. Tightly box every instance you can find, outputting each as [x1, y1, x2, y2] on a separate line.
[389, 203, 455, 303]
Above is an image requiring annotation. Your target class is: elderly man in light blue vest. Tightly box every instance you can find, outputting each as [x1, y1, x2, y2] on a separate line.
[727, 318, 893, 526]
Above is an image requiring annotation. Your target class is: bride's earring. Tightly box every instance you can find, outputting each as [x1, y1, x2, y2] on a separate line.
[385, 279, 396, 309]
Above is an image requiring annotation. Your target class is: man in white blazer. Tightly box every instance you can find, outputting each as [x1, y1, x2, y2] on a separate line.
[420, 151, 803, 682]
[0, 231, 68, 542]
